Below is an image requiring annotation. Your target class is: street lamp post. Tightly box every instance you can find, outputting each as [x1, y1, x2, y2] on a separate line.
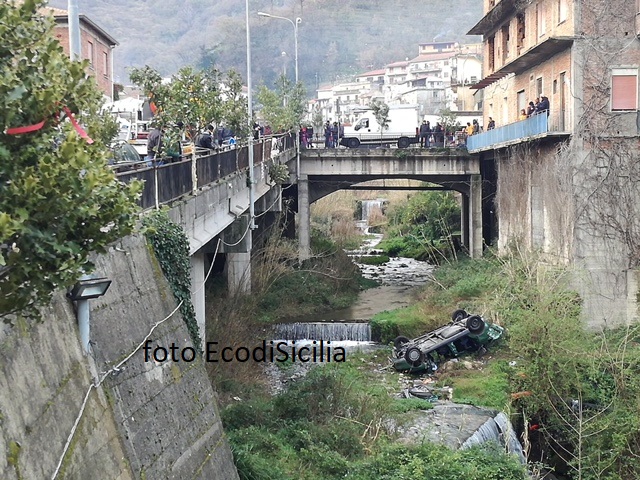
[257, 12, 301, 84]
[257, 12, 302, 179]
[245, 0, 256, 230]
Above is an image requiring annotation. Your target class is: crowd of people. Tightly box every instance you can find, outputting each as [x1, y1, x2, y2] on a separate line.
[145, 95, 553, 162]
[322, 120, 343, 148]
[418, 120, 449, 147]
[520, 95, 550, 120]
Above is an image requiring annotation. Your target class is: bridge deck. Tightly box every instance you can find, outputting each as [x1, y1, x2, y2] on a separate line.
[299, 148, 479, 177]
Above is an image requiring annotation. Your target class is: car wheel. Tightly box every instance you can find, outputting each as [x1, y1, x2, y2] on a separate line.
[347, 137, 360, 148]
[466, 315, 486, 334]
[393, 335, 411, 350]
[451, 309, 468, 321]
[404, 346, 423, 366]
[397, 137, 410, 149]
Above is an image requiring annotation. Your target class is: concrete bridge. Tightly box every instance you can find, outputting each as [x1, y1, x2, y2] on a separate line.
[118, 141, 485, 347]
[290, 148, 484, 261]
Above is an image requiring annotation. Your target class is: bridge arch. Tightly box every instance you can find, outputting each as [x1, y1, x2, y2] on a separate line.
[290, 148, 484, 260]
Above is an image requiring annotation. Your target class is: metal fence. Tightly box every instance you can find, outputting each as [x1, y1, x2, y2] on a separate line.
[466, 111, 566, 152]
[116, 134, 293, 210]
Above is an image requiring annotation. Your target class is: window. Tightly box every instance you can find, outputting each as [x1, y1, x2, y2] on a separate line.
[558, 0, 568, 23]
[517, 90, 526, 112]
[517, 14, 526, 54]
[536, 77, 543, 97]
[87, 41, 94, 65]
[537, 4, 546, 37]
[103, 52, 108, 76]
[488, 36, 495, 71]
[611, 69, 638, 111]
[501, 24, 510, 61]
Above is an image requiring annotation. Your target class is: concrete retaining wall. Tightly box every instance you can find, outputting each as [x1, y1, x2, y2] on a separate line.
[0, 234, 238, 479]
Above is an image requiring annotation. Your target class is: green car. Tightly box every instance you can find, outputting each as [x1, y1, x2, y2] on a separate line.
[392, 310, 504, 373]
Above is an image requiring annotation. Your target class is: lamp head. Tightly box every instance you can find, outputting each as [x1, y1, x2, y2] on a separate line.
[67, 275, 112, 301]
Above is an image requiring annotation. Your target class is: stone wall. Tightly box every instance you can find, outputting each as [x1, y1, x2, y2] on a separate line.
[0, 234, 239, 479]
[493, 142, 638, 329]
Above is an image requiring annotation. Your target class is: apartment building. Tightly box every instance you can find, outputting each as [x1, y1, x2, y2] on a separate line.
[467, 0, 640, 327]
[47, 7, 118, 101]
[310, 42, 483, 127]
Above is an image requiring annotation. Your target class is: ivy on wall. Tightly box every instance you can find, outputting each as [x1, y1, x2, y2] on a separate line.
[142, 210, 202, 353]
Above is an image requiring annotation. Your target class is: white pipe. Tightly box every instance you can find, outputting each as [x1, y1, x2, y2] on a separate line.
[77, 299, 90, 354]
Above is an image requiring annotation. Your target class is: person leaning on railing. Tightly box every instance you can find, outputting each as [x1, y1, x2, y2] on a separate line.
[536, 96, 550, 116]
[526, 101, 536, 117]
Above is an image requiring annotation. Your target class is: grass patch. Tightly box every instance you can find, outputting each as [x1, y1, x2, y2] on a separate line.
[390, 397, 435, 413]
[436, 359, 510, 410]
[354, 254, 390, 265]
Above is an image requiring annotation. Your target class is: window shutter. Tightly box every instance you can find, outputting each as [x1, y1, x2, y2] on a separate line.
[612, 75, 637, 110]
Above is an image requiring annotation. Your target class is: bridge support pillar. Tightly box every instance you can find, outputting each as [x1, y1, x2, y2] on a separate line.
[223, 214, 252, 294]
[461, 194, 469, 252]
[190, 250, 206, 350]
[469, 174, 483, 258]
[298, 175, 311, 261]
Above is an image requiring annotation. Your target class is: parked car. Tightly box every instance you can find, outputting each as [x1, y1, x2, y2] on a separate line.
[108, 140, 143, 172]
[392, 310, 504, 373]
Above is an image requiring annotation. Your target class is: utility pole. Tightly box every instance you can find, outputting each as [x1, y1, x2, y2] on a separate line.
[68, 0, 81, 61]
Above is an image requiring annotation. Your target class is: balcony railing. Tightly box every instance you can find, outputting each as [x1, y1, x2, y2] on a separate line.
[466, 111, 568, 152]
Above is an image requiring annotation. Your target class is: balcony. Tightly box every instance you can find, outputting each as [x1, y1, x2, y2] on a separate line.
[471, 37, 573, 90]
[466, 111, 570, 153]
[468, 0, 518, 36]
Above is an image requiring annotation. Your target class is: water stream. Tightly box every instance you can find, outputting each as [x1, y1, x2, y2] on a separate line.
[268, 200, 526, 463]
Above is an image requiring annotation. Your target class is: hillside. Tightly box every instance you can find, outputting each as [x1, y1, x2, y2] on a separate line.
[47, 0, 482, 94]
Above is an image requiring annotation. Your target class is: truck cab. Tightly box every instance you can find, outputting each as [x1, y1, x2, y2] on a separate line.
[354, 118, 371, 131]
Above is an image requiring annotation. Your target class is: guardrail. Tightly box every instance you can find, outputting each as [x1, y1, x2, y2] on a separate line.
[466, 111, 566, 152]
[116, 134, 295, 210]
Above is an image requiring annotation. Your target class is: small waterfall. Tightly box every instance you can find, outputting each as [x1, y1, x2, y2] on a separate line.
[273, 322, 371, 341]
[461, 412, 526, 464]
[361, 199, 384, 222]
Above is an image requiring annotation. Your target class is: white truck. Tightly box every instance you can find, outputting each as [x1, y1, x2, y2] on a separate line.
[340, 104, 420, 149]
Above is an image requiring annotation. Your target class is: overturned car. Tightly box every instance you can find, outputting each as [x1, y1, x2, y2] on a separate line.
[392, 310, 504, 373]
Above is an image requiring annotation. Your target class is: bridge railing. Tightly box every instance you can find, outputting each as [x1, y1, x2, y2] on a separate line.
[116, 134, 292, 210]
[466, 111, 567, 152]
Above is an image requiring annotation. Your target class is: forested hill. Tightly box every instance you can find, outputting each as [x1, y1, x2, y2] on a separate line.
[47, 0, 482, 93]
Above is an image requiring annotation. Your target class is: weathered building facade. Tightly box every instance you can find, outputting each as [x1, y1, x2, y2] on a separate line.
[468, 0, 640, 327]
[47, 7, 117, 101]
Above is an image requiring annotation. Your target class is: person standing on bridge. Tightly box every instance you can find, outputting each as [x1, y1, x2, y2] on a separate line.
[307, 125, 314, 148]
[324, 121, 332, 148]
[195, 124, 216, 151]
[146, 124, 164, 166]
[331, 122, 339, 148]
[419, 120, 431, 148]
